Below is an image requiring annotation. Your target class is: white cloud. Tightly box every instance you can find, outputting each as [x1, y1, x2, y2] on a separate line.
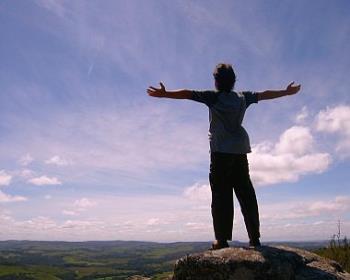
[183, 126, 333, 190]
[18, 154, 34, 166]
[0, 170, 27, 203]
[28, 176, 62, 186]
[61, 219, 102, 229]
[275, 126, 313, 156]
[315, 105, 350, 157]
[316, 105, 350, 133]
[19, 169, 35, 178]
[146, 218, 160, 226]
[62, 198, 97, 218]
[0, 190, 27, 203]
[62, 210, 79, 216]
[73, 198, 96, 209]
[260, 196, 350, 222]
[183, 183, 211, 202]
[22, 216, 57, 231]
[249, 126, 331, 186]
[312, 221, 325, 226]
[0, 210, 12, 222]
[299, 196, 350, 217]
[261, 220, 350, 242]
[0, 170, 12, 186]
[44, 195, 52, 200]
[185, 222, 211, 231]
[1, 192, 349, 242]
[45, 155, 71, 166]
[295, 106, 309, 124]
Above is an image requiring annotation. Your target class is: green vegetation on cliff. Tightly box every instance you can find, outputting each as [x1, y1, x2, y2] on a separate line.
[314, 237, 350, 273]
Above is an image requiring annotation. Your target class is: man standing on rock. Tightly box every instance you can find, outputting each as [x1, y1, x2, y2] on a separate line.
[147, 63, 301, 250]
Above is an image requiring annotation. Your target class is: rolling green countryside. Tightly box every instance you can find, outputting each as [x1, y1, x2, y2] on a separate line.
[0, 240, 347, 279]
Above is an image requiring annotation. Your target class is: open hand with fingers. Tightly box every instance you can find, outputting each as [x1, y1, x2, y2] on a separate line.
[146, 83, 192, 99]
[147, 82, 166, 97]
[285, 82, 301, 95]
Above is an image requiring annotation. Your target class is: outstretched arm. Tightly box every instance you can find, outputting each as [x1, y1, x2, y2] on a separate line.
[257, 82, 301, 101]
[147, 82, 192, 99]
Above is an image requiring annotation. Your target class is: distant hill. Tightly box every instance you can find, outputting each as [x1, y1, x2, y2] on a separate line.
[0, 240, 329, 279]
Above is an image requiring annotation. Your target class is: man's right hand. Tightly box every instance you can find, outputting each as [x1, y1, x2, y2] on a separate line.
[285, 82, 301, 95]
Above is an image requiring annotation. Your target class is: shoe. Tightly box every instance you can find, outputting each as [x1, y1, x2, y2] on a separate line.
[210, 240, 229, 250]
[249, 238, 261, 248]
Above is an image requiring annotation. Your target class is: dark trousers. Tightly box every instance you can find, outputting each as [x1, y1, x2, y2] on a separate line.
[209, 152, 260, 241]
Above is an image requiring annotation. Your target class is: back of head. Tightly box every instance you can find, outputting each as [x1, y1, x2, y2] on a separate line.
[213, 63, 236, 92]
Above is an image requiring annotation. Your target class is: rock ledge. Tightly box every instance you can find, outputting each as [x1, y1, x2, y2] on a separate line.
[173, 245, 350, 280]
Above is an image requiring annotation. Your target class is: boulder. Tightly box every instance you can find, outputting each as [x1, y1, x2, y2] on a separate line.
[173, 245, 350, 279]
[127, 276, 151, 280]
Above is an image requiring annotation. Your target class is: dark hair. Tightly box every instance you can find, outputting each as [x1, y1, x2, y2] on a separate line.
[213, 63, 236, 92]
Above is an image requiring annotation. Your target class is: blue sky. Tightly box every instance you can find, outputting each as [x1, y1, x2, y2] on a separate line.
[0, 0, 349, 242]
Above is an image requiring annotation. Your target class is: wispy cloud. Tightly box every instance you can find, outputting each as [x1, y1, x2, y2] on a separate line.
[2, 103, 208, 177]
[73, 198, 96, 209]
[0, 190, 27, 203]
[62, 198, 97, 217]
[62, 210, 79, 216]
[146, 218, 161, 226]
[45, 155, 71, 166]
[0, 0, 349, 242]
[0, 170, 27, 203]
[295, 106, 309, 124]
[18, 154, 34, 166]
[19, 169, 35, 179]
[1, 191, 348, 241]
[28, 176, 62, 186]
[34, 0, 66, 18]
[261, 196, 350, 221]
[0, 170, 12, 186]
[183, 183, 211, 202]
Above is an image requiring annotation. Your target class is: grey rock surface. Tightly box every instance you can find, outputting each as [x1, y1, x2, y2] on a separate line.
[173, 245, 350, 280]
[127, 276, 151, 280]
